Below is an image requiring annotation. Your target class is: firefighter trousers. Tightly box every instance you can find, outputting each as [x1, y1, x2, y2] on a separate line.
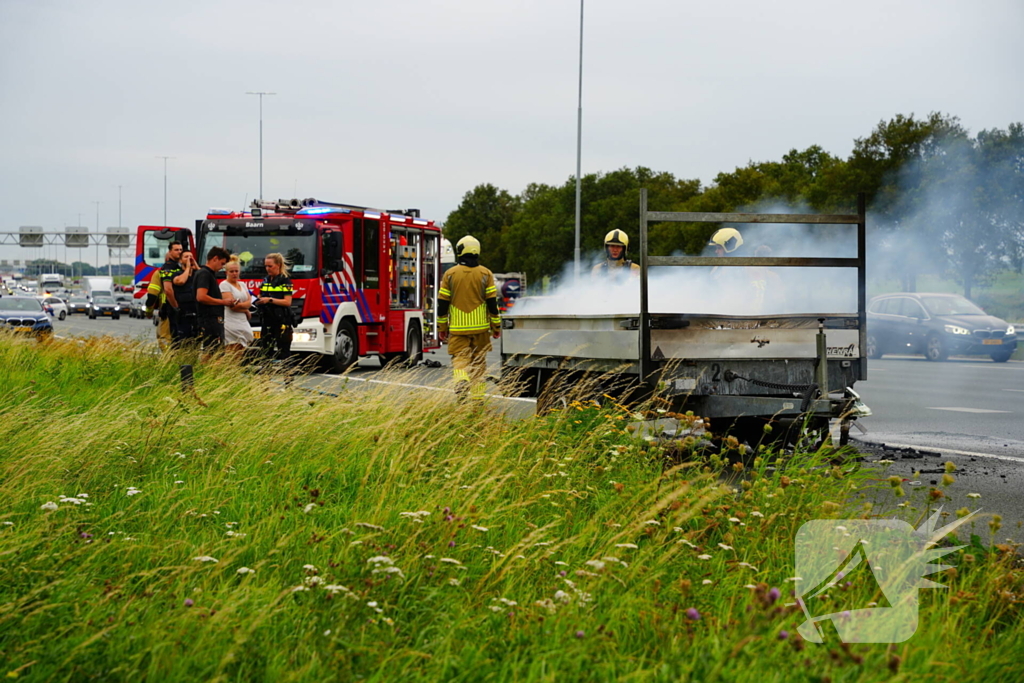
[447, 331, 491, 401]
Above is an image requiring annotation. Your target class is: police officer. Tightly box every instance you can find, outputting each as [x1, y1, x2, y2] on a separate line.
[160, 242, 198, 348]
[437, 235, 501, 402]
[591, 230, 640, 281]
[255, 252, 294, 361]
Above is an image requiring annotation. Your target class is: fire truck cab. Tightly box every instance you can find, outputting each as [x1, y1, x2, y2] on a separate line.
[134, 198, 444, 371]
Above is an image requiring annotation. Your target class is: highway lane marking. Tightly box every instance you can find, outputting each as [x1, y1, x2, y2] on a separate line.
[856, 440, 1024, 463]
[927, 407, 1012, 414]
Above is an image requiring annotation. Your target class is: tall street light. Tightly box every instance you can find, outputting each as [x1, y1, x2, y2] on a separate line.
[92, 201, 101, 275]
[573, 0, 585, 283]
[156, 156, 175, 225]
[246, 91, 276, 201]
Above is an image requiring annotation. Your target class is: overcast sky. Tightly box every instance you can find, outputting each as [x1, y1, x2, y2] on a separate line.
[1, 0, 1021, 268]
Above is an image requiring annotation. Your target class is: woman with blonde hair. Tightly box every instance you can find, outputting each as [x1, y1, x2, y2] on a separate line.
[255, 252, 294, 360]
[220, 255, 255, 354]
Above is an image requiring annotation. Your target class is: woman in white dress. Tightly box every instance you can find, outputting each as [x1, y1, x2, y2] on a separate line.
[220, 256, 255, 354]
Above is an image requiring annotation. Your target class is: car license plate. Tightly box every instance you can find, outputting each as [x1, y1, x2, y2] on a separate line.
[982, 338, 1002, 345]
[15, 327, 32, 333]
[253, 330, 261, 339]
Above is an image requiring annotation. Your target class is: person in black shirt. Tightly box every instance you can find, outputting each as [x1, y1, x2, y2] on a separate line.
[161, 242, 199, 347]
[194, 247, 234, 360]
[255, 252, 294, 361]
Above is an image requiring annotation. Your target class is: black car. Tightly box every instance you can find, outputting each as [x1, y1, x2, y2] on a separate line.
[0, 297, 54, 339]
[867, 292, 1017, 362]
[115, 295, 132, 315]
[68, 297, 90, 315]
[88, 296, 120, 320]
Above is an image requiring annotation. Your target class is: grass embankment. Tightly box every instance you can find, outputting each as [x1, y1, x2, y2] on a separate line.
[1, 336, 1022, 682]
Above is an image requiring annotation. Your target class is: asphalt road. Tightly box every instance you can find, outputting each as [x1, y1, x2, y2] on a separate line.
[854, 355, 1024, 459]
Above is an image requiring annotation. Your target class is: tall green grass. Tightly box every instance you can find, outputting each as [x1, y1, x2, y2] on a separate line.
[0, 334, 1021, 682]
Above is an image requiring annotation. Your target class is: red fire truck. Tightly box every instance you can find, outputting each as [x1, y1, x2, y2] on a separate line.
[134, 198, 444, 371]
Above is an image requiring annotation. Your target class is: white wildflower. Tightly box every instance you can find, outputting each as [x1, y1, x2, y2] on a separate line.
[554, 561, 568, 566]
[737, 562, 758, 570]
[786, 576, 803, 582]
[584, 560, 606, 571]
[126, 488, 142, 497]
[193, 556, 219, 563]
[495, 597, 518, 607]
[305, 576, 324, 586]
[2, 521, 13, 526]
[697, 554, 712, 560]
[440, 558, 462, 565]
[303, 503, 317, 514]
[643, 520, 661, 526]
[489, 605, 504, 613]
[750, 511, 764, 518]
[367, 556, 394, 566]
[303, 564, 318, 572]
[744, 584, 757, 589]
[876, 459, 895, 465]
[324, 629, 331, 636]
[553, 590, 572, 604]
[225, 530, 247, 538]
[399, 510, 431, 519]
[324, 585, 350, 593]
[174, 481, 184, 484]
[702, 579, 713, 585]
[718, 543, 733, 550]
[355, 522, 385, 531]
[372, 566, 405, 578]
[835, 525, 848, 532]
[237, 567, 255, 575]
[471, 525, 489, 532]
[677, 539, 698, 548]
[615, 543, 638, 549]
[448, 578, 461, 587]
[967, 493, 982, 499]
[291, 585, 309, 592]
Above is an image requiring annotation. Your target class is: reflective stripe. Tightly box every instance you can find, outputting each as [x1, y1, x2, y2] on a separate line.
[437, 316, 449, 324]
[449, 304, 489, 332]
[490, 316, 501, 325]
[260, 285, 293, 292]
[453, 368, 470, 382]
[485, 285, 497, 296]
[439, 287, 451, 298]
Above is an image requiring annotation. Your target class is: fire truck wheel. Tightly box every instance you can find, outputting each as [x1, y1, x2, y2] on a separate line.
[381, 325, 422, 368]
[331, 320, 359, 373]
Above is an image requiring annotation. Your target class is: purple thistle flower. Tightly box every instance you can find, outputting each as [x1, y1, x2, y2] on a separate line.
[767, 587, 781, 604]
[559, 571, 567, 577]
[574, 630, 585, 639]
[685, 607, 701, 621]
[184, 598, 194, 607]
[448, 540, 456, 548]
[778, 630, 789, 640]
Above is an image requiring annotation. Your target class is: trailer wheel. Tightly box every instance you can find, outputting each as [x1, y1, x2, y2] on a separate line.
[331, 320, 359, 373]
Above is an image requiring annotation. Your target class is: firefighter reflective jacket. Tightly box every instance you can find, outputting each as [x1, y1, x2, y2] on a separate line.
[438, 264, 499, 335]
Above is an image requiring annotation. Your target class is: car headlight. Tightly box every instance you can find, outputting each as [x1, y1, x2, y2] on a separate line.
[944, 324, 970, 336]
[1008, 325, 1016, 335]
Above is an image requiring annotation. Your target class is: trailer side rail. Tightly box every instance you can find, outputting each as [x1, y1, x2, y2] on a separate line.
[637, 190, 868, 386]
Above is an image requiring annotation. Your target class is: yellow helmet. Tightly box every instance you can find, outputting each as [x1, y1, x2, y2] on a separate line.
[604, 230, 629, 249]
[709, 227, 743, 253]
[455, 235, 481, 257]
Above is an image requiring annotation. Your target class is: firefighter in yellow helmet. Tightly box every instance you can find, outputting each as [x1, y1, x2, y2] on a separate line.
[437, 235, 501, 402]
[591, 229, 640, 280]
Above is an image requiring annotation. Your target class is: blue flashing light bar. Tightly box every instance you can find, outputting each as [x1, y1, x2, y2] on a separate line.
[208, 208, 234, 216]
[297, 206, 350, 215]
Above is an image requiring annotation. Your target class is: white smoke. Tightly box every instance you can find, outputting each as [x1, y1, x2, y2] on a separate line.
[515, 202, 860, 317]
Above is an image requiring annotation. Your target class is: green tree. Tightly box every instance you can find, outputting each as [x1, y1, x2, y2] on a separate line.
[443, 184, 520, 273]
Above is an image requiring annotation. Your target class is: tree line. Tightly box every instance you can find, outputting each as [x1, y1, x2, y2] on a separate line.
[443, 113, 1024, 298]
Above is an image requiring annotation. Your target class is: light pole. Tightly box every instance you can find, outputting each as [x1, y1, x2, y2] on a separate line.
[115, 184, 122, 279]
[156, 156, 175, 225]
[246, 91, 276, 201]
[92, 201, 101, 276]
[573, 0, 584, 283]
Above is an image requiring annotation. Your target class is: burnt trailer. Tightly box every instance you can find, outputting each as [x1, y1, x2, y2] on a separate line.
[500, 191, 871, 444]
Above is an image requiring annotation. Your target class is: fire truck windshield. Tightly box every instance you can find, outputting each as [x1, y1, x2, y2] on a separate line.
[201, 223, 318, 279]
